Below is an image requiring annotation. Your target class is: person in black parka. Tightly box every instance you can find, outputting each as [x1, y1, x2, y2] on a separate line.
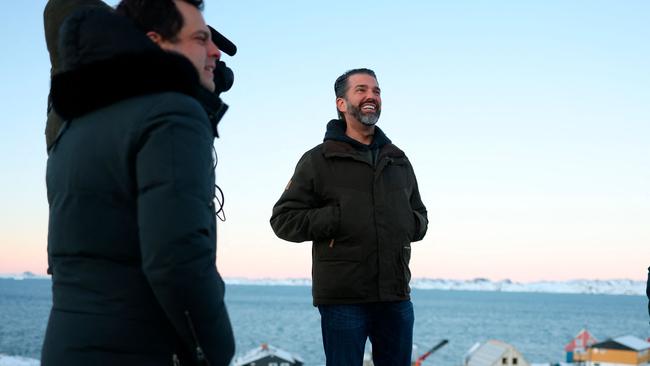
[42, 1, 234, 365]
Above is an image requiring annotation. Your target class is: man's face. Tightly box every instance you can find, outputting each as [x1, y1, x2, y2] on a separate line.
[339, 73, 382, 126]
[157, 1, 221, 92]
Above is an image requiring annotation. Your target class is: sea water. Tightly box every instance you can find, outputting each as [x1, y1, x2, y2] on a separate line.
[0, 279, 647, 365]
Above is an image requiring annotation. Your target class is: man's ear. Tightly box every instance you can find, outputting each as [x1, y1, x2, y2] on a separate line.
[146, 31, 163, 45]
[336, 97, 347, 114]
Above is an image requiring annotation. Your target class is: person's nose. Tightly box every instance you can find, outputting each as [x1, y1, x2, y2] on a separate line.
[208, 40, 221, 60]
[364, 92, 378, 102]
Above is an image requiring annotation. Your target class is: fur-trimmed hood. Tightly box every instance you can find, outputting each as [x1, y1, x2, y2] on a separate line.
[50, 7, 204, 121]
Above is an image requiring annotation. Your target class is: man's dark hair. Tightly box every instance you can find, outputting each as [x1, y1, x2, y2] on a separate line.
[334, 68, 377, 120]
[116, 0, 204, 41]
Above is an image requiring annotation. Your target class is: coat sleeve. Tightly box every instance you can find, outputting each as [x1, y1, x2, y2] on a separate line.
[270, 151, 340, 243]
[135, 94, 234, 366]
[408, 160, 428, 242]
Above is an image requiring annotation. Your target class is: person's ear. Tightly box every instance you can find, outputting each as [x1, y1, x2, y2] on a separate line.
[336, 97, 347, 114]
[146, 31, 163, 45]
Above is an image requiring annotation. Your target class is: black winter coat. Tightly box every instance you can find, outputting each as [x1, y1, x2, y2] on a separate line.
[43, 8, 233, 366]
[270, 120, 428, 305]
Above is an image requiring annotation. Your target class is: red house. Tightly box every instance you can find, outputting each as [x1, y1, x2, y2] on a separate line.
[565, 329, 598, 362]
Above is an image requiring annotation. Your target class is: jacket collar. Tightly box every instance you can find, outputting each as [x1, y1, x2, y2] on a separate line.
[322, 119, 404, 160]
[51, 50, 200, 120]
[323, 119, 392, 151]
[323, 140, 406, 162]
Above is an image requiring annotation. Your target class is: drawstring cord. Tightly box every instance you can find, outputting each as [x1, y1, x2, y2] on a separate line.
[212, 146, 226, 222]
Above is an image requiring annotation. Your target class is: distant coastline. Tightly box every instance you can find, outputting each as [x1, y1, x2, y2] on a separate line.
[1, 272, 644, 296]
[224, 277, 646, 296]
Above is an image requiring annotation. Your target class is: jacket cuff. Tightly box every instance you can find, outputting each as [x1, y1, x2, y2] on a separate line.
[412, 211, 428, 242]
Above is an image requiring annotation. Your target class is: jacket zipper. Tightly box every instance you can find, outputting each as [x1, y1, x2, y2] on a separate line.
[184, 311, 209, 365]
[372, 160, 381, 300]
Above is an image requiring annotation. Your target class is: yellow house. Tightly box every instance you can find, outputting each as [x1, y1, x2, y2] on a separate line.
[581, 336, 650, 366]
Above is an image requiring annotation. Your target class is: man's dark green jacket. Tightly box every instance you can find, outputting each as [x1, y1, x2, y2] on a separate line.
[43, 7, 233, 366]
[271, 119, 428, 305]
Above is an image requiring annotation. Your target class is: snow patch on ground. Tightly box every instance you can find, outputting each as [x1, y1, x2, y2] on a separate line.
[0, 355, 39, 366]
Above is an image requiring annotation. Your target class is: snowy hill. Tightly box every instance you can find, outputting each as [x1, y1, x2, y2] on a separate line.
[0, 272, 46, 280]
[409, 278, 645, 296]
[1, 273, 645, 296]
[224, 277, 646, 296]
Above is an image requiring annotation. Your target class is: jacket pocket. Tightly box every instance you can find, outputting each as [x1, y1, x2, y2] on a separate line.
[313, 237, 362, 262]
[313, 259, 366, 300]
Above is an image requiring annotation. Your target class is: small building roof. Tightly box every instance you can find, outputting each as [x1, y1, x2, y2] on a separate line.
[613, 336, 650, 351]
[466, 340, 510, 366]
[234, 343, 303, 366]
[591, 336, 650, 352]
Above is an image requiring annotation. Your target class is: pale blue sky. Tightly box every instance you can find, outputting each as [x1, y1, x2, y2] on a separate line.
[0, 1, 648, 280]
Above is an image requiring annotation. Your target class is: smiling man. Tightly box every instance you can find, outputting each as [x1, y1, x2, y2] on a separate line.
[271, 68, 429, 366]
[136, 0, 220, 92]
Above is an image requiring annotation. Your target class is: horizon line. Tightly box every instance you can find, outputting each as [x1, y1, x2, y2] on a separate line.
[0, 272, 645, 283]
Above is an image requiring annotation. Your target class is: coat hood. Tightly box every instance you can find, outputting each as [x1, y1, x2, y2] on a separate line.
[323, 119, 392, 151]
[50, 8, 203, 121]
[44, 0, 113, 76]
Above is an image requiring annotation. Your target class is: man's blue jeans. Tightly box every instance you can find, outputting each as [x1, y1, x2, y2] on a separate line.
[318, 300, 414, 366]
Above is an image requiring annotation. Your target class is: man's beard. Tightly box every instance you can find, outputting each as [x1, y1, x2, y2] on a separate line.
[347, 99, 381, 126]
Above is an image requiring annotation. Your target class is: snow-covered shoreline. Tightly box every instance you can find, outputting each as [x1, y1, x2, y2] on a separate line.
[0, 354, 39, 366]
[2, 273, 645, 296]
[224, 277, 646, 296]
